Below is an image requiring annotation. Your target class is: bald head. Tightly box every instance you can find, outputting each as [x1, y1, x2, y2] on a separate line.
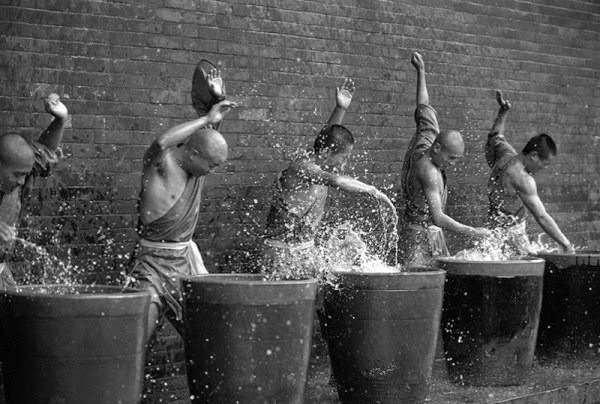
[0, 134, 36, 193]
[187, 128, 228, 161]
[430, 130, 464, 169]
[0, 134, 35, 168]
[181, 128, 228, 177]
[434, 130, 464, 154]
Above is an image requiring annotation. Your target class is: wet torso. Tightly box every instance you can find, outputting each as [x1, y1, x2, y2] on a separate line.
[401, 131, 447, 226]
[265, 158, 328, 244]
[400, 104, 444, 227]
[138, 147, 205, 242]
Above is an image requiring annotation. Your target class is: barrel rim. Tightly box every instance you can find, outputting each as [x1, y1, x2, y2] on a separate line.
[331, 268, 445, 276]
[181, 273, 318, 286]
[3, 284, 149, 299]
[536, 251, 600, 259]
[435, 257, 545, 265]
[434, 257, 545, 277]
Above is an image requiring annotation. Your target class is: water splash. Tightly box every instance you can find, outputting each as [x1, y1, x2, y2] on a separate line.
[452, 228, 560, 261]
[15, 237, 84, 287]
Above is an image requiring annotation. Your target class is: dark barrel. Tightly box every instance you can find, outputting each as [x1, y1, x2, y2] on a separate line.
[319, 267, 445, 403]
[181, 274, 317, 404]
[536, 251, 600, 357]
[434, 258, 545, 386]
[0, 284, 150, 404]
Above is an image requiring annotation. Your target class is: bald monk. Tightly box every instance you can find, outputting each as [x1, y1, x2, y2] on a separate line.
[128, 66, 236, 338]
[398, 52, 490, 267]
[0, 94, 68, 288]
[485, 90, 573, 253]
[262, 78, 396, 279]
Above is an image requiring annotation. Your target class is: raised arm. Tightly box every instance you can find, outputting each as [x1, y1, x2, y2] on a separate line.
[490, 90, 511, 136]
[515, 175, 573, 252]
[412, 52, 429, 106]
[485, 90, 517, 168]
[325, 78, 355, 126]
[420, 164, 490, 239]
[37, 93, 69, 151]
[155, 100, 236, 150]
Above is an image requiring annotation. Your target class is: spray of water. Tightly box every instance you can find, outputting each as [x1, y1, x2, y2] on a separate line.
[15, 236, 84, 287]
[452, 228, 560, 261]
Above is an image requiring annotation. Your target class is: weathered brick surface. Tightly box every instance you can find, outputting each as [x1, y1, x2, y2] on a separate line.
[1, 0, 599, 401]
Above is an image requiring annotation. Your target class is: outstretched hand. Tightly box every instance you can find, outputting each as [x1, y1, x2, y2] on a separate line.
[336, 78, 355, 109]
[411, 51, 425, 71]
[207, 68, 224, 98]
[44, 93, 68, 120]
[373, 189, 397, 216]
[495, 90, 511, 111]
[206, 100, 237, 124]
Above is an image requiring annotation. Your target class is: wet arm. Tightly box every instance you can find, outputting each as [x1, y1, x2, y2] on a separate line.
[421, 168, 486, 238]
[154, 100, 236, 150]
[485, 90, 515, 168]
[518, 180, 572, 251]
[412, 52, 429, 106]
[37, 94, 68, 151]
[489, 90, 511, 138]
[299, 162, 394, 210]
[325, 78, 355, 126]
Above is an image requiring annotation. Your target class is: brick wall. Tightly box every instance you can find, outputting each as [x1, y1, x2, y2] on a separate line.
[1, 0, 599, 401]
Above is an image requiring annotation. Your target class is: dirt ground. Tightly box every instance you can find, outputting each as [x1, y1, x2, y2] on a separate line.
[304, 345, 600, 404]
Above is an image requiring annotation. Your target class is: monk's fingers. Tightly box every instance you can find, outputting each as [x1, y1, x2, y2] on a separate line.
[343, 78, 355, 93]
[495, 89, 507, 105]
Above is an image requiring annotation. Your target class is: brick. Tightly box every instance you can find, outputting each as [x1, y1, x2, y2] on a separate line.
[1, 0, 599, 401]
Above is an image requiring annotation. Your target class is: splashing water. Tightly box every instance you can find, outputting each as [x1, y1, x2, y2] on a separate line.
[320, 222, 402, 275]
[452, 227, 560, 261]
[15, 237, 84, 287]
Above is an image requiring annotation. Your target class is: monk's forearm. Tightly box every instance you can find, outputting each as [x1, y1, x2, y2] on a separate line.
[326, 105, 347, 126]
[488, 108, 509, 139]
[38, 117, 66, 151]
[415, 68, 429, 106]
[536, 214, 571, 250]
[156, 116, 212, 149]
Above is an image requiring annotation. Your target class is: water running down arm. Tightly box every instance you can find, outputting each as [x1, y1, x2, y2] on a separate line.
[298, 161, 395, 212]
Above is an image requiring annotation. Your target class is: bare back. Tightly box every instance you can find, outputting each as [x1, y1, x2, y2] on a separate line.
[406, 154, 447, 225]
[264, 157, 329, 243]
[488, 154, 528, 225]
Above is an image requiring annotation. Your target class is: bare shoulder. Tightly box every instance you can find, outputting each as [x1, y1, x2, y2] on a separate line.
[506, 165, 537, 195]
[143, 145, 174, 178]
[414, 155, 442, 187]
[289, 157, 322, 175]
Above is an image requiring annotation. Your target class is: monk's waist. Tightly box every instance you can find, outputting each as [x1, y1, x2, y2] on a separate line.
[139, 238, 194, 250]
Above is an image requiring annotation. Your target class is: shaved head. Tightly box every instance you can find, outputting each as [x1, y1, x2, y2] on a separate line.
[0, 134, 35, 193]
[430, 130, 464, 169]
[0, 134, 35, 168]
[187, 128, 228, 161]
[435, 130, 464, 155]
[181, 128, 228, 177]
